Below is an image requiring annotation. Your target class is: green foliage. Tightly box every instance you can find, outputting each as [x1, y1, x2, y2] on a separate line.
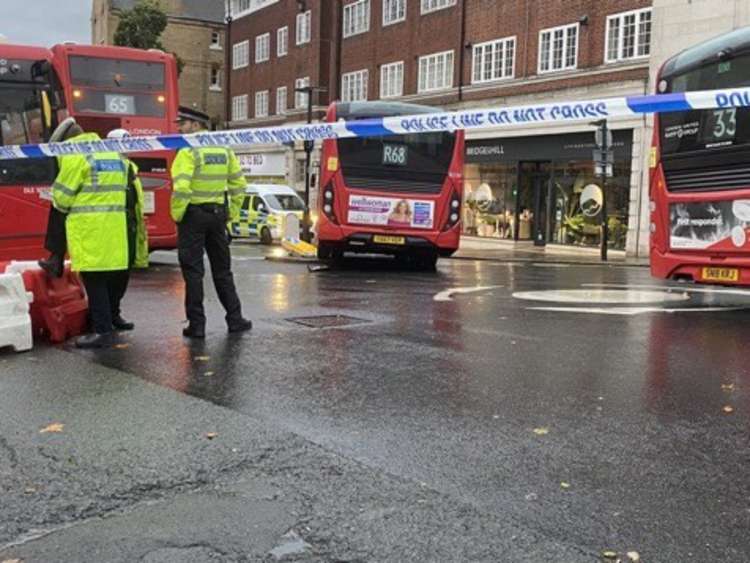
[114, 0, 168, 51]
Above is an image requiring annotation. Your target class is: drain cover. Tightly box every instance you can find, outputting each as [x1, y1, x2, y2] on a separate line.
[286, 314, 370, 328]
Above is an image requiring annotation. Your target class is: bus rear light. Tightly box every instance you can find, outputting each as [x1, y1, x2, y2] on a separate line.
[73, 89, 82, 99]
[322, 185, 337, 224]
[443, 193, 461, 231]
[157, 95, 166, 103]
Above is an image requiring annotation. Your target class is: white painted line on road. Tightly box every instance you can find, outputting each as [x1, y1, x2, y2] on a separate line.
[529, 306, 750, 315]
[434, 285, 502, 302]
[513, 289, 689, 304]
[583, 283, 750, 298]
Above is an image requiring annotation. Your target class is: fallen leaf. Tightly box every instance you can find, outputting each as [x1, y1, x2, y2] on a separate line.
[205, 432, 218, 440]
[723, 405, 735, 414]
[204, 371, 215, 377]
[721, 383, 735, 392]
[532, 427, 549, 436]
[39, 423, 64, 434]
[114, 343, 130, 350]
[194, 356, 210, 362]
[601, 550, 618, 560]
[560, 482, 571, 489]
[626, 551, 640, 562]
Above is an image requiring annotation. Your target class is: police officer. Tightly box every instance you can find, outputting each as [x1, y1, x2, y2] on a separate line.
[49, 119, 135, 348]
[170, 107, 252, 338]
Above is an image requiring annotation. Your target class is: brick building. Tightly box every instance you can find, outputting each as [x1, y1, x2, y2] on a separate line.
[228, 0, 655, 254]
[91, 0, 227, 125]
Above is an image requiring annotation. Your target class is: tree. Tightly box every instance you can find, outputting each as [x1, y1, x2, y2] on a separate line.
[114, 0, 184, 75]
[114, 0, 168, 51]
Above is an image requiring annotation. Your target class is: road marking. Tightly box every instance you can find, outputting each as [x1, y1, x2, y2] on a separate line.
[513, 289, 689, 304]
[583, 283, 750, 297]
[529, 306, 750, 316]
[434, 285, 502, 302]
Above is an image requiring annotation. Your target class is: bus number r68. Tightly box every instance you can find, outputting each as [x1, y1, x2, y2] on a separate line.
[383, 144, 407, 166]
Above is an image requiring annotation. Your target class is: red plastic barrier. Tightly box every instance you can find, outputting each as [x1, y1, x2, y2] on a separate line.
[0, 262, 89, 343]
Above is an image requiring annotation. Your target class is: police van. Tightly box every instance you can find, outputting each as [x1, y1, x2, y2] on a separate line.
[228, 184, 307, 244]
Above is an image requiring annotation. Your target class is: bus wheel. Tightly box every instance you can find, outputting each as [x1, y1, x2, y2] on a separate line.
[260, 227, 273, 245]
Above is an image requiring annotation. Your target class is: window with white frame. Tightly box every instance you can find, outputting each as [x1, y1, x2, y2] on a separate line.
[383, 0, 406, 25]
[342, 69, 368, 101]
[276, 86, 287, 115]
[538, 23, 578, 73]
[277, 26, 288, 57]
[255, 90, 269, 117]
[210, 67, 221, 90]
[295, 77, 310, 108]
[230, 0, 280, 19]
[232, 94, 248, 121]
[605, 8, 652, 63]
[420, 0, 455, 14]
[232, 40, 249, 69]
[380, 61, 403, 98]
[255, 33, 270, 63]
[210, 31, 221, 49]
[418, 50, 454, 92]
[472, 36, 515, 83]
[343, 0, 370, 38]
[296, 10, 311, 44]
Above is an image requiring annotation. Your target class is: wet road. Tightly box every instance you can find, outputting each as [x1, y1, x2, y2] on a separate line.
[71, 244, 750, 561]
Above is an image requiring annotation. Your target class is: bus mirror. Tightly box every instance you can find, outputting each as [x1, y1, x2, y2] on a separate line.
[41, 91, 52, 129]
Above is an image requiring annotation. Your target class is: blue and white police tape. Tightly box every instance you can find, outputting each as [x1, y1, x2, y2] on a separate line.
[1, 87, 749, 161]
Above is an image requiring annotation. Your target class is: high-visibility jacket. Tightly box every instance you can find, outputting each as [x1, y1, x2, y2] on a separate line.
[125, 159, 149, 269]
[52, 132, 130, 272]
[169, 146, 247, 223]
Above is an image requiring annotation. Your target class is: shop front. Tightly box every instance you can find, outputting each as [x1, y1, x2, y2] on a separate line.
[464, 131, 633, 250]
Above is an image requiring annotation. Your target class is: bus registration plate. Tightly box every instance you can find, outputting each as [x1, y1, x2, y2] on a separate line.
[701, 267, 739, 282]
[373, 235, 405, 245]
[143, 191, 156, 214]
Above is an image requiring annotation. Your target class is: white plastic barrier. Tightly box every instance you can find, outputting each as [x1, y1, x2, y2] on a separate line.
[0, 272, 34, 352]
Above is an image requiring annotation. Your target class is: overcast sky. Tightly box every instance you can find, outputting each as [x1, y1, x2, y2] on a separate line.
[2, 0, 91, 46]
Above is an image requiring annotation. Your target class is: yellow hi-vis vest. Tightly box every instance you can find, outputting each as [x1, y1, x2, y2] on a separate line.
[51, 132, 130, 272]
[169, 146, 247, 223]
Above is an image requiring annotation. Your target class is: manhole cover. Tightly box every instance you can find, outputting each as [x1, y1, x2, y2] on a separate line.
[286, 314, 370, 328]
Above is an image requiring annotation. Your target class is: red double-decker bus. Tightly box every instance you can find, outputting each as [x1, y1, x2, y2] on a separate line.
[316, 102, 464, 270]
[0, 42, 179, 261]
[651, 28, 750, 285]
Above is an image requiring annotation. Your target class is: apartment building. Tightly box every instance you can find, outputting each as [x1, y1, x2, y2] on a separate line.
[228, 0, 655, 254]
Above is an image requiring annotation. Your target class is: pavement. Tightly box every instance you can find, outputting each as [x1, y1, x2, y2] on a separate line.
[2, 241, 750, 562]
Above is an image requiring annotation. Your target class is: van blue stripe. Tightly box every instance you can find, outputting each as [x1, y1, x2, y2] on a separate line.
[157, 135, 191, 150]
[345, 118, 394, 138]
[627, 93, 691, 114]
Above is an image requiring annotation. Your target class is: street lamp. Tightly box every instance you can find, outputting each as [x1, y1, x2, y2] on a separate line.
[294, 84, 327, 243]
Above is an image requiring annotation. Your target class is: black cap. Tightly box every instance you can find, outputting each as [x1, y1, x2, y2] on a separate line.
[176, 106, 210, 126]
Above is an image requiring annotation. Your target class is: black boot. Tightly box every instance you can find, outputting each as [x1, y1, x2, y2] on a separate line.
[75, 332, 114, 349]
[228, 318, 253, 333]
[182, 325, 205, 339]
[38, 254, 64, 278]
[112, 316, 135, 331]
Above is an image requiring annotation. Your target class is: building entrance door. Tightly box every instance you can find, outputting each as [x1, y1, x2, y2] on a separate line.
[517, 162, 552, 244]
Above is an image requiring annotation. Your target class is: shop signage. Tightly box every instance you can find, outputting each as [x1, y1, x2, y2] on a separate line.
[465, 131, 633, 163]
[238, 152, 286, 176]
[580, 184, 604, 217]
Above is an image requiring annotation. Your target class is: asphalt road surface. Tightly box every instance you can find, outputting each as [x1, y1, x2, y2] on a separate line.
[3, 243, 750, 562]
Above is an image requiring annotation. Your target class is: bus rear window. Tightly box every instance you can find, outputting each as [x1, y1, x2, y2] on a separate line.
[69, 56, 165, 91]
[660, 53, 750, 154]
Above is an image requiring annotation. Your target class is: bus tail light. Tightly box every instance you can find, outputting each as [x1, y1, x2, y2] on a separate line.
[443, 192, 461, 231]
[322, 184, 338, 224]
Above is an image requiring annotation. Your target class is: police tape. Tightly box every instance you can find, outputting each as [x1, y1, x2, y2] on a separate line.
[1, 87, 749, 161]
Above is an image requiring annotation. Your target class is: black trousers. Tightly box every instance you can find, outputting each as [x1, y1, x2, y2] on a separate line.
[44, 207, 67, 255]
[178, 204, 243, 329]
[80, 271, 128, 334]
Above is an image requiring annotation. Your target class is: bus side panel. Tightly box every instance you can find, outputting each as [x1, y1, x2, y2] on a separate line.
[0, 187, 52, 261]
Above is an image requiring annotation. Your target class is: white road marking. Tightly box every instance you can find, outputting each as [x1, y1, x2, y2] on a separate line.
[529, 306, 750, 316]
[434, 285, 502, 302]
[513, 289, 690, 304]
[583, 283, 750, 298]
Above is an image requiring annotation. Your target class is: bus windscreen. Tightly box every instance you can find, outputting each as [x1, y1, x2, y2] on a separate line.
[69, 56, 165, 90]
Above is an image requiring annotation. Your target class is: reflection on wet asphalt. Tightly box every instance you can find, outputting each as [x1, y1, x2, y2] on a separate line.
[71, 245, 750, 561]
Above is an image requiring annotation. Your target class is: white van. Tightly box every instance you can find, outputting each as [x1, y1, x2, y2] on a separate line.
[228, 184, 307, 244]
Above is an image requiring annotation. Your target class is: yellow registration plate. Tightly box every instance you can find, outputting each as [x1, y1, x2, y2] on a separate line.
[373, 235, 405, 245]
[701, 267, 739, 282]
